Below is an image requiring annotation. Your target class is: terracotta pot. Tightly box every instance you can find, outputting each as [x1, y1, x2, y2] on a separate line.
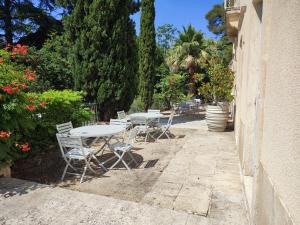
[206, 103, 229, 132]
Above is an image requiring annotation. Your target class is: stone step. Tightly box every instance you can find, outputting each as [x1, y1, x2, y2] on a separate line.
[0, 178, 209, 225]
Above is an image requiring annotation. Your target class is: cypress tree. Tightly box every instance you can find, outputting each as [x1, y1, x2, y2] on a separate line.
[65, 0, 139, 120]
[139, 0, 156, 111]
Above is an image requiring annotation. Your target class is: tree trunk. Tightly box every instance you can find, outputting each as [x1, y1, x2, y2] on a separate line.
[187, 65, 196, 95]
[3, 0, 13, 45]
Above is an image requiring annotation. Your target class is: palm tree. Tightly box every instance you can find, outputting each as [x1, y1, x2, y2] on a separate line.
[166, 25, 207, 94]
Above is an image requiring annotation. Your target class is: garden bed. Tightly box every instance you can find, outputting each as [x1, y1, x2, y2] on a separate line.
[11, 145, 64, 184]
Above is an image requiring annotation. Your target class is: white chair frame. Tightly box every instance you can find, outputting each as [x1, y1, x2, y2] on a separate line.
[56, 134, 107, 183]
[156, 111, 175, 141]
[107, 127, 139, 171]
[130, 116, 155, 143]
[56, 121, 73, 134]
[117, 110, 126, 120]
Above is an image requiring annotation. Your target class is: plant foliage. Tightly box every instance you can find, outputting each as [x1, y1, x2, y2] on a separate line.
[199, 63, 234, 103]
[65, 0, 139, 120]
[139, 0, 156, 111]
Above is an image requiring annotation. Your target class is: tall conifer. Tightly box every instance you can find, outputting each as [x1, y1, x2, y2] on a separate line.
[65, 0, 139, 120]
[139, 0, 156, 110]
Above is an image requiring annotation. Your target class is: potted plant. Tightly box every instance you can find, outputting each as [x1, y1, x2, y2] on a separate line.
[199, 63, 234, 132]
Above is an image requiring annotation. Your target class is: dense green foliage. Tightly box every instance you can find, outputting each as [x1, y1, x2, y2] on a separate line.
[28, 34, 73, 91]
[139, 0, 156, 111]
[65, 0, 139, 120]
[205, 4, 232, 66]
[199, 63, 234, 103]
[154, 73, 189, 109]
[28, 90, 92, 137]
[0, 0, 62, 47]
[0, 47, 91, 168]
[0, 49, 33, 167]
[205, 4, 226, 37]
[166, 25, 206, 95]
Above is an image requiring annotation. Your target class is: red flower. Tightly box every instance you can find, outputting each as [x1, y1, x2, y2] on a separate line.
[0, 58, 3, 64]
[26, 105, 36, 111]
[26, 75, 36, 80]
[1, 85, 14, 94]
[40, 101, 46, 107]
[24, 69, 36, 81]
[0, 131, 11, 138]
[15, 143, 30, 152]
[21, 84, 27, 89]
[13, 87, 19, 93]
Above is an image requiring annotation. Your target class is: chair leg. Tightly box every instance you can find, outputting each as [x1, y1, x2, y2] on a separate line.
[61, 158, 75, 181]
[80, 165, 88, 183]
[61, 164, 69, 181]
[120, 155, 131, 171]
[92, 155, 108, 171]
[110, 151, 131, 171]
[145, 131, 149, 143]
[165, 131, 170, 139]
[109, 151, 124, 170]
[128, 152, 138, 165]
[156, 130, 166, 140]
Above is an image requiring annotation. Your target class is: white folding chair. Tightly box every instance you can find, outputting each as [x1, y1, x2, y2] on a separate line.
[57, 121, 93, 146]
[156, 111, 175, 140]
[56, 122, 73, 134]
[117, 110, 126, 120]
[147, 109, 161, 126]
[110, 119, 132, 129]
[130, 116, 155, 143]
[56, 134, 107, 183]
[107, 127, 139, 171]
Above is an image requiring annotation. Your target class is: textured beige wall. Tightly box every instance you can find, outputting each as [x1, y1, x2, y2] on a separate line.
[257, 0, 300, 224]
[231, 0, 300, 224]
[233, 0, 262, 176]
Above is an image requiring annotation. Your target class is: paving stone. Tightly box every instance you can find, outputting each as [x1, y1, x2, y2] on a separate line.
[173, 184, 212, 216]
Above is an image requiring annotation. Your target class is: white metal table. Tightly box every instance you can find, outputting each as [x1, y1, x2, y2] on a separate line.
[129, 112, 164, 142]
[70, 125, 126, 155]
[69, 124, 126, 171]
[70, 125, 126, 138]
[129, 112, 164, 120]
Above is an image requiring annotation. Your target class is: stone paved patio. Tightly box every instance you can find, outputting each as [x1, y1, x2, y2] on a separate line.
[0, 116, 249, 225]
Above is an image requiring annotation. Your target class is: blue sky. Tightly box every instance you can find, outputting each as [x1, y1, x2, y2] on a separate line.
[131, 0, 223, 39]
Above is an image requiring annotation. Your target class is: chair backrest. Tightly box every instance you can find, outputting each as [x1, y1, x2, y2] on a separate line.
[130, 116, 148, 125]
[117, 110, 126, 120]
[56, 133, 84, 157]
[110, 119, 127, 126]
[56, 122, 73, 134]
[147, 109, 160, 114]
[125, 126, 140, 145]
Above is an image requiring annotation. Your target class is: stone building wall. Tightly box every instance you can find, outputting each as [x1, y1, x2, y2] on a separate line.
[227, 0, 300, 224]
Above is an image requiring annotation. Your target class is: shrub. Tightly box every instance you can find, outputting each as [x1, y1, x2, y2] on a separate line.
[0, 46, 37, 167]
[26, 90, 92, 153]
[27, 34, 74, 92]
[155, 73, 190, 109]
[199, 63, 234, 103]
[0, 46, 91, 168]
[129, 96, 145, 113]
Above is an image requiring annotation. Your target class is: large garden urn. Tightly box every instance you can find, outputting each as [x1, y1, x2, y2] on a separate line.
[206, 103, 229, 132]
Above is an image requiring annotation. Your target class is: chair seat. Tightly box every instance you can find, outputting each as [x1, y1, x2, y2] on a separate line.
[109, 142, 132, 152]
[136, 125, 148, 132]
[65, 147, 92, 160]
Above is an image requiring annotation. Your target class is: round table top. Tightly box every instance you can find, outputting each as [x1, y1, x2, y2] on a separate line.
[129, 112, 163, 119]
[70, 125, 125, 138]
